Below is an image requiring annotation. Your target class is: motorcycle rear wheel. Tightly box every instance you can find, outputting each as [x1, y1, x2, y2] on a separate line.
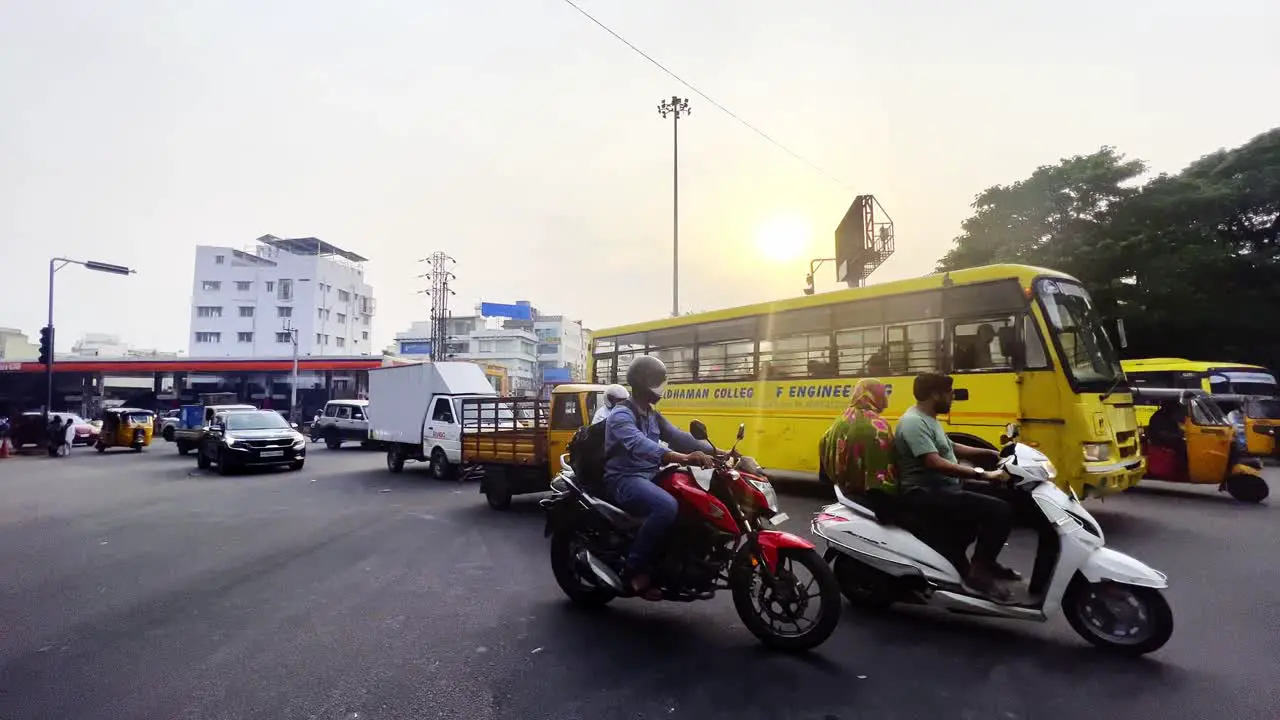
[731, 546, 841, 653]
[550, 529, 615, 607]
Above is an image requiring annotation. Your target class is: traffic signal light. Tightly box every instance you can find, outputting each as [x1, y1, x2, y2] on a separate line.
[38, 326, 53, 365]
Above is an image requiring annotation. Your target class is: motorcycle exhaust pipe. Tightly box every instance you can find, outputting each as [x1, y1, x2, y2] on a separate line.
[575, 550, 625, 593]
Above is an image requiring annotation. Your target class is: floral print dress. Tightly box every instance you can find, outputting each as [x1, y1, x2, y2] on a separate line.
[819, 379, 897, 496]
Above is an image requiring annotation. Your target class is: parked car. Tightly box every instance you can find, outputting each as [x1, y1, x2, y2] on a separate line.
[156, 409, 183, 441]
[310, 399, 373, 449]
[196, 409, 306, 474]
[10, 411, 99, 448]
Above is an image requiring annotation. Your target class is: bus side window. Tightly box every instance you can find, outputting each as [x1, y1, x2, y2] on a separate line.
[834, 326, 885, 377]
[886, 322, 942, 374]
[760, 307, 832, 379]
[951, 317, 1016, 371]
[1021, 314, 1049, 369]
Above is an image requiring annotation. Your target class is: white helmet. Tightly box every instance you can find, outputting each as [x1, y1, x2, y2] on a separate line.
[604, 384, 630, 407]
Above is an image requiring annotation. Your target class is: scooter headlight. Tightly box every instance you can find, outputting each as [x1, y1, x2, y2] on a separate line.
[1042, 459, 1057, 480]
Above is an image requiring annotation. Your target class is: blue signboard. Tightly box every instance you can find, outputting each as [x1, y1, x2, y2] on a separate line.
[480, 302, 534, 321]
[542, 367, 572, 383]
[399, 341, 432, 355]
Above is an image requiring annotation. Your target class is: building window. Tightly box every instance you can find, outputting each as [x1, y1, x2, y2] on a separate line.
[266, 281, 275, 292]
[338, 290, 350, 302]
[278, 279, 293, 301]
[238, 306, 255, 318]
[317, 308, 330, 321]
[316, 333, 322, 344]
[215, 255, 224, 265]
[201, 281, 221, 292]
[195, 332, 221, 343]
[235, 281, 252, 291]
[336, 337, 345, 348]
[276, 332, 292, 343]
[336, 313, 346, 324]
[196, 306, 222, 318]
[237, 332, 253, 343]
[277, 306, 292, 318]
[362, 331, 369, 340]
[363, 316, 369, 325]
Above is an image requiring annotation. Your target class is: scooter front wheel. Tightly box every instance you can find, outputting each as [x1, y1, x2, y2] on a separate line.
[731, 546, 841, 653]
[1063, 580, 1173, 656]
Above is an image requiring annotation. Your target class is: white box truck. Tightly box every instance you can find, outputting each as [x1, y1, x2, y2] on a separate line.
[367, 361, 498, 478]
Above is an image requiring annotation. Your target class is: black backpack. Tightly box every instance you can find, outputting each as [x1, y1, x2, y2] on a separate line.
[567, 401, 644, 492]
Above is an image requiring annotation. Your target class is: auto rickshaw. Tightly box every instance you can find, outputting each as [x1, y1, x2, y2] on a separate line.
[1133, 388, 1269, 503]
[96, 407, 155, 452]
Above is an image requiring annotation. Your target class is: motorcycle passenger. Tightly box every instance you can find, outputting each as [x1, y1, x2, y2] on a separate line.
[819, 378, 897, 503]
[605, 355, 715, 600]
[894, 372, 1017, 602]
[592, 384, 630, 425]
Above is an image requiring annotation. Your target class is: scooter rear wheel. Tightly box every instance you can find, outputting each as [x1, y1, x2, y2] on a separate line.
[832, 555, 895, 610]
[1063, 579, 1173, 656]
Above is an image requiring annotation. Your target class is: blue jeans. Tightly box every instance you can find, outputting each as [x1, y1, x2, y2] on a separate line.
[607, 472, 678, 574]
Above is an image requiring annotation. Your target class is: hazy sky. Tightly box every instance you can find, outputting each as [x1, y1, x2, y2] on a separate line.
[2, 0, 1277, 354]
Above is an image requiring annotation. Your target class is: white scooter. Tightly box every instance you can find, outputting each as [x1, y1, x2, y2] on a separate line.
[812, 425, 1174, 656]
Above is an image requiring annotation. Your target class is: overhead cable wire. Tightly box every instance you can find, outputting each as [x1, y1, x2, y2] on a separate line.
[558, 0, 854, 190]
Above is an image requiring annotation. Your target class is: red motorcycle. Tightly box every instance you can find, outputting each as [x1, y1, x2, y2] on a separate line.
[540, 420, 841, 652]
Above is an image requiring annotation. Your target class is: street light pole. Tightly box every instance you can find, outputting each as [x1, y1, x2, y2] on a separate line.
[45, 257, 135, 418]
[658, 96, 691, 317]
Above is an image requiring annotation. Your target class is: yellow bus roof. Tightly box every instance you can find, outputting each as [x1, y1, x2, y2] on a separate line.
[593, 263, 1073, 337]
[1121, 358, 1269, 373]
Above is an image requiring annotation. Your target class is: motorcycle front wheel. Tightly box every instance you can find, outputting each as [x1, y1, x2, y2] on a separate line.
[730, 546, 841, 653]
[549, 529, 615, 607]
[1062, 579, 1173, 656]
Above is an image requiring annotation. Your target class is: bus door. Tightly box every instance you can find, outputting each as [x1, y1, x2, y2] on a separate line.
[943, 316, 1023, 447]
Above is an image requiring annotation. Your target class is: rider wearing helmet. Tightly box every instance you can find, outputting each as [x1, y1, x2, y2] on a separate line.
[592, 384, 630, 425]
[605, 355, 715, 600]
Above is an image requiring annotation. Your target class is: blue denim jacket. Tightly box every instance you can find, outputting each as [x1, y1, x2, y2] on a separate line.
[603, 403, 711, 479]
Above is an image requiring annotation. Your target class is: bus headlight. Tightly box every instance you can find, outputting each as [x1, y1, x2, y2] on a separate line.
[1082, 443, 1111, 462]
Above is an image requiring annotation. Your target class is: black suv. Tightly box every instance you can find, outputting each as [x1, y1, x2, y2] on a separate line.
[197, 410, 306, 474]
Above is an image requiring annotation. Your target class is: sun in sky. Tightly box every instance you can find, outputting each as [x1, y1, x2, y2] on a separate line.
[754, 215, 811, 263]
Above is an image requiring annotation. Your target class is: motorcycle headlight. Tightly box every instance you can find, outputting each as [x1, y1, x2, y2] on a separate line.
[1042, 459, 1057, 479]
[749, 478, 779, 512]
[1082, 443, 1111, 463]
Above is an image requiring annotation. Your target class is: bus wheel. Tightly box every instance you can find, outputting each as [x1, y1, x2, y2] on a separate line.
[1226, 473, 1269, 503]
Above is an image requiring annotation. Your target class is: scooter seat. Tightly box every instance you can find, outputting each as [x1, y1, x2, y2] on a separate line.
[583, 494, 642, 530]
[833, 486, 881, 521]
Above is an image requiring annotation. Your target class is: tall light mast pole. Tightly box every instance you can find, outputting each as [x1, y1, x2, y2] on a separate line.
[658, 96, 691, 317]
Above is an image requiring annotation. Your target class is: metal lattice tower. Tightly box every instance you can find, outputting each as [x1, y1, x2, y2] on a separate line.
[418, 252, 456, 361]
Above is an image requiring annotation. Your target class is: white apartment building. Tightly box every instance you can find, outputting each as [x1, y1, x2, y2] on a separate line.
[392, 302, 587, 394]
[0, 327, 38, 361]
[188, 235, 376, 358]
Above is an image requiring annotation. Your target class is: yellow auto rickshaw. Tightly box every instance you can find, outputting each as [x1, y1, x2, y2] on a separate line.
[96, 407, 155, 452]
[1133, 388, 1269, 503]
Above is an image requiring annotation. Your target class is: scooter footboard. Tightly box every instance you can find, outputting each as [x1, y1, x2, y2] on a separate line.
[1079, 547, 1168, 589]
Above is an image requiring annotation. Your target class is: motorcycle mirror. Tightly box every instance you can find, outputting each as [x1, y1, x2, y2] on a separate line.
[736, 423, 746, 441]
[689, 420, 709, 441]
[1004, 423, 1019, 440]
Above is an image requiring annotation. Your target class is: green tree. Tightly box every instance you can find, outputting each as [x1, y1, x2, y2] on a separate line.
[936, 147, 1146, 282]
[936, 129, 1280, 369]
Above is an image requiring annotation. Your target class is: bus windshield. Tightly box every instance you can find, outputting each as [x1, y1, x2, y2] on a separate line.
[1211, 371, 1278, 397]
[1036, 278, 1122, 389]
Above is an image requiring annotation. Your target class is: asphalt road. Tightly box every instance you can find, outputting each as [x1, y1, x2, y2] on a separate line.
[0, 445, 1276, 720]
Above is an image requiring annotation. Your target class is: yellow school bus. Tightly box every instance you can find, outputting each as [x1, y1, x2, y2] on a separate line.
[1122, 358, 1280, 456]
[589, 264, 1144, 498]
